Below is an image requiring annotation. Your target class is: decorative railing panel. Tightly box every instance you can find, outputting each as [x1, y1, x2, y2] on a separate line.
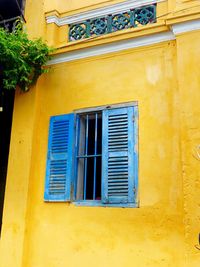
[69, 4, 156, 41]
[0, 16, 25, 32]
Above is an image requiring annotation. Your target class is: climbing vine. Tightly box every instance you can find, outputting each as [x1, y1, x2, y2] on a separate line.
[0, 21, 53, 92]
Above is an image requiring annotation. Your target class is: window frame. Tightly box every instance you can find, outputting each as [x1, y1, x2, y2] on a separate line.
[73, 101, 138, 115]
[72, 101, 139, 208]
[44, 101, 139, 208]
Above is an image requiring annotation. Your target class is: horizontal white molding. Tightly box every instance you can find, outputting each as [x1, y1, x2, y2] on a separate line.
[47, 31, 175, 65]
[171, 19, 200, 35]
[46, 16, 59, 25]
[46, 0, 164, 26]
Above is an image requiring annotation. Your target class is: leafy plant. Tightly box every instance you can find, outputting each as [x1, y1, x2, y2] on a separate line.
[0, 20, 53, 92]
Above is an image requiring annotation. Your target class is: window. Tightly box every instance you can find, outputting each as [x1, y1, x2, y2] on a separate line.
[75, 112, 102, 202]
[44, 103, 138, 207]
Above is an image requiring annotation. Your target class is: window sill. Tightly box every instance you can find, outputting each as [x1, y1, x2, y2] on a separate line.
[73, 200, 139, 208]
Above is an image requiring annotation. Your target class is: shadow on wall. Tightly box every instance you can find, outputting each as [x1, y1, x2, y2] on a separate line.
[0, 89, 14, 233]
[0, 0, 25, 234]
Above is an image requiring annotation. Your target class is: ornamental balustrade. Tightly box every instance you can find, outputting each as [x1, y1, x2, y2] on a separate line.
[0, 16, 25, 32]
[69, 4, 156, 41]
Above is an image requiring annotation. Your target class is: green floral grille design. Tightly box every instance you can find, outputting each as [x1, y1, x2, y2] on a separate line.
[69, 4, 156, 41]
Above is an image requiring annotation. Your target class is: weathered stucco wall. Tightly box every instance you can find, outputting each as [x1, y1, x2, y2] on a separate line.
[176, 30, 200, 267]
[21, 42, 185, 267]
[0, 0, 200, 267]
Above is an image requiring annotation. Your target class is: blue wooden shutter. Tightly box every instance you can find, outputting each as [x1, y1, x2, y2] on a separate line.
[102, 106, 138, 204]
[44, 114, 75, 202]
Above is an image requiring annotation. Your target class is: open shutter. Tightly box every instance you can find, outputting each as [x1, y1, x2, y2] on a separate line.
[102, 106, 138, 204]
[44, 114, 75, 202]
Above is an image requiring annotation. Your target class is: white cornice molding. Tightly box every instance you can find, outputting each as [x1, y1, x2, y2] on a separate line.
[47, 31, 175, 65]
[46, 0, 164, 26]
[45, 15, 200, 66]
[46, 15, 60, 26]
[171, 19, 200, 35]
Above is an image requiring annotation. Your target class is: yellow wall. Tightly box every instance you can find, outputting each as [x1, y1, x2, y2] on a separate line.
[6, 43, 185, 267]
[1, 0, 200, 267]
[176, 30, 200, 267]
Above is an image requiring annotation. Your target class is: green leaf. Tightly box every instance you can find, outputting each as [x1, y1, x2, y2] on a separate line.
[0, 20, 54, 92]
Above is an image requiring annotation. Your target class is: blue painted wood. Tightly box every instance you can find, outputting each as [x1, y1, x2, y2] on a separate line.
[102, 106, 138, 204]
[74, 200, 138, 208]
[74, 115, 80, 200]
[44, 114, 75, 202]
[93, 113, 98, 200]
[83, 115, 89, 200]
[133, 105, 139, 201]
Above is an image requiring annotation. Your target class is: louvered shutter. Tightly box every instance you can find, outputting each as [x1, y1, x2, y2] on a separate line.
[102, 106, 138, 204]
[44, 114, 75, 202]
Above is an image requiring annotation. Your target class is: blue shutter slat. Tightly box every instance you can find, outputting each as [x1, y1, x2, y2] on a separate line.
[132, 105, 138, 201]
[102, 106, 138, 204]
[44, 114, 75, 202]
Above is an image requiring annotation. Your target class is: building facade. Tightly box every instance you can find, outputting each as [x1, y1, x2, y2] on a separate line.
[0, 0, 200, 267]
